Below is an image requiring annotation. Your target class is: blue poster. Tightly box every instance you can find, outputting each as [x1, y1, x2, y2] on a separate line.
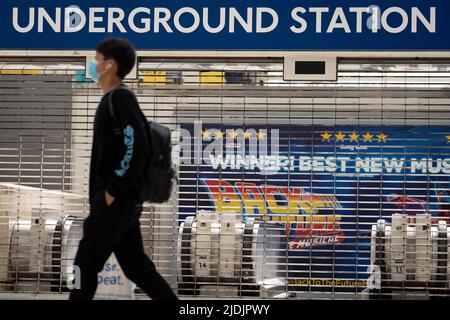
[179, 124, 450, 292]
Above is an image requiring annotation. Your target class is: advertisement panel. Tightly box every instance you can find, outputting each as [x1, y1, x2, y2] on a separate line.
[179, 124, 450, 292]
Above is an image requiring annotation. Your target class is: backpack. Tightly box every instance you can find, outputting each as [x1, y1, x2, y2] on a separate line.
[108, 85, 175, 203]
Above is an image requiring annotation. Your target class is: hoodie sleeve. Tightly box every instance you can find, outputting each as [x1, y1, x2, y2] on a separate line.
[105, 89, 148, 198]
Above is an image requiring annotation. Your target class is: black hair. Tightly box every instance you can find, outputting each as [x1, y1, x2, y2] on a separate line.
[96, 38, 136, 79]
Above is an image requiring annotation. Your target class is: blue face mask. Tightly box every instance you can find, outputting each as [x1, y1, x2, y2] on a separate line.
[88, 59, 99, 83]
[88, 59, 107, 83]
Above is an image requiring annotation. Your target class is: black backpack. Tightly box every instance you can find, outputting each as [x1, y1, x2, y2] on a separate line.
[108, 85, 175, 203]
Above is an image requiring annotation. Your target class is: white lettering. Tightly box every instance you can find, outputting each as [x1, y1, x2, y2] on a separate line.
[290, 7, 307, 33]
[38, 7, 61, 33]
[154, 8, 173, 33]
[12, 7, 35, 33]
[64, 7, 86, 33]
[89, 7, 105, 33]
[411, 158, 427, 174]
[203, 8, 225, 33]
[108, 8, 126, 33]
[382, 7, 408, 33]
[412, 7, 435, 33]
[174, 7, 200, 33]
[129, 7, 151, 33]
[356, 157, 371, 173]
[309, 7, 329, 33]
[327, 7, 351, 33]
[10, 6, 438, 35]
[256, 7, 278, 33]
[384, 158, 405, 173]
[229, 7, 253, 33]
[349, 7, 367, 33]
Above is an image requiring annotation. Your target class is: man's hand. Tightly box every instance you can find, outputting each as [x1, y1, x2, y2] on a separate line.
[105, 190, 115, 206]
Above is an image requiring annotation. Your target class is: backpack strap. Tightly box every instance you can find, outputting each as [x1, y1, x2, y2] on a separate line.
[108, 84, 134, 136]
[108, 85, 153, 156]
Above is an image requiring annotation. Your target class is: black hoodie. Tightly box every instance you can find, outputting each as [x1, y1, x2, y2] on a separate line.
[89, 85, 148, 204]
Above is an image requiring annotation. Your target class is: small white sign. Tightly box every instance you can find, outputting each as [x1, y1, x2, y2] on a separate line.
[284, 56, 337, 81]
[94, 254, 136, 300]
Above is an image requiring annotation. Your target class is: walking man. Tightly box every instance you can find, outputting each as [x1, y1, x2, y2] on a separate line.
[69, 38, 178, 300]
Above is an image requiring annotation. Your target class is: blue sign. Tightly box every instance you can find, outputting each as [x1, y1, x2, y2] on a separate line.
[179, 124, 450, 291]
[1, 0, 449, 50]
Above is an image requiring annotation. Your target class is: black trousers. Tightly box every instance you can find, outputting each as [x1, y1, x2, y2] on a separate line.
[69, 190, 178, 300]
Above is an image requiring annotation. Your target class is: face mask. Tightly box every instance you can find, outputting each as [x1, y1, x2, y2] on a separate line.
[88, 58, 108, 83]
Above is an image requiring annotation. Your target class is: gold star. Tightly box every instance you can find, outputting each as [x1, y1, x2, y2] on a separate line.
[257, 131, 266, 139]
[215, 130, 224, 139]
[363, 132, 373, 142]
[243, 131, 253, 139]
[321, 131, 332, 141]
[229, 130, 239, 140]
[377, 133, 388, 143]
[335, 132, 346, 142]
[202, 129, 211, 139]
[349, 132, 359, 142]
[446, 136, 450, 143]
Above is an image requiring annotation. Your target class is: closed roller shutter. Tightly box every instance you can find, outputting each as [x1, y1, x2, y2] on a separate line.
[0, 58, 449, 299]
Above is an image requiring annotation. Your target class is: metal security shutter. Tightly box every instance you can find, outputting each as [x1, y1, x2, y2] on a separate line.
[0, 73, 72, 190]
[1, 58, 449, 299]
[0, 60, 86, 296]
[0, 60, 163, 297]
[138, 59, 450, 299]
